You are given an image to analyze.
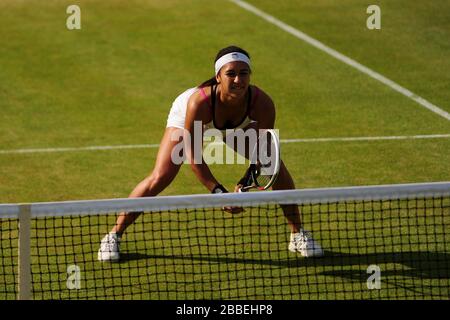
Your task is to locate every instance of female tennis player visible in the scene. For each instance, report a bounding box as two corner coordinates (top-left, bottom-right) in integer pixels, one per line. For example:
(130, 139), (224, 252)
(98, 46), (323, 261)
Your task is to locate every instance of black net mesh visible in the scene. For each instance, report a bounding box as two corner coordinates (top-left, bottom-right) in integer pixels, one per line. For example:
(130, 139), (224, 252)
(1, 195), (448, 299)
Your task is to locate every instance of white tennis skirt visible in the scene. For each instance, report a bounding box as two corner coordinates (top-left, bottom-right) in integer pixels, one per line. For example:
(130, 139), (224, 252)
(166, 87), (197, 130)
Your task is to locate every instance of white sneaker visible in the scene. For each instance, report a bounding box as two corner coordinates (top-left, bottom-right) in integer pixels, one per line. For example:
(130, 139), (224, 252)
(289, 230), (324, 257)
(98, 232), (121, 261)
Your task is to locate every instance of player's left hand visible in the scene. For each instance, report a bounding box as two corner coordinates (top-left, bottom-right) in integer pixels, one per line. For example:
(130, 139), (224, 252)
(222, 185), (246, 214)
(223, 206), (245, 214)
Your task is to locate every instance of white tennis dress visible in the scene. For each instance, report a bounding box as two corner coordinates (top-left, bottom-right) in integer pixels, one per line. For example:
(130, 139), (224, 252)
(166, 86), (257, 133)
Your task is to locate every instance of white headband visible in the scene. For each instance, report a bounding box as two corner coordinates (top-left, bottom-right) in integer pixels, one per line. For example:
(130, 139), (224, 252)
(214, 52), (251, 76)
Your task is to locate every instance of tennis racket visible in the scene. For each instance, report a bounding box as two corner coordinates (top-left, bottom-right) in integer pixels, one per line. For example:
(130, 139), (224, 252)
(238, 129), (281, 192)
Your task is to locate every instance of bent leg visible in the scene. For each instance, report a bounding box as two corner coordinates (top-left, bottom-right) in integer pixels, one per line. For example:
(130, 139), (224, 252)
(224, 126), (301, 232)
(112, 127), (185, 235)
(272, 161), (301, 233)
(225, 126), (322, 255)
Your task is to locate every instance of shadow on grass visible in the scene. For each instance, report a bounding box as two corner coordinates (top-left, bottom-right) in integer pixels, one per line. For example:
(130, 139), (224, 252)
(119, 250), (450, 280)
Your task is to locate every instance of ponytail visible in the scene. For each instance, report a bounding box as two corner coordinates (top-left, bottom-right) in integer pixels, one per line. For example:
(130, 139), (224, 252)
(198, 77), (217, 88)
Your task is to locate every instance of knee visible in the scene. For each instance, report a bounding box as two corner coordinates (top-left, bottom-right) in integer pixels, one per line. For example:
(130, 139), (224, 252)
(146, 170), (175, 191)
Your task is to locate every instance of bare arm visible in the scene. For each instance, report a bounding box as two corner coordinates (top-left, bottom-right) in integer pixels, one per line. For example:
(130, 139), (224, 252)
(184, 97), (220, 192)
(250, 88), (276, 130)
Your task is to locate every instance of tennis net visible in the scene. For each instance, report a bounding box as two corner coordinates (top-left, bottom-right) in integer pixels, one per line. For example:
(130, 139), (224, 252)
(0, 182), (449, 300)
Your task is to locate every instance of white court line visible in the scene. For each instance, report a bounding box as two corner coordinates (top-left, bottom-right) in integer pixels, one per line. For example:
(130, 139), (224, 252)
(228, 0), (450, 121)
(280, 134), (450, 143)
(0, 144), (160, 155)
(1, 134), (449, 155)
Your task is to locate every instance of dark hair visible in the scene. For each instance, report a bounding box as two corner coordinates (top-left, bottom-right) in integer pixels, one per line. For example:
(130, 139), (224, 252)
(199, 45), (251, 88)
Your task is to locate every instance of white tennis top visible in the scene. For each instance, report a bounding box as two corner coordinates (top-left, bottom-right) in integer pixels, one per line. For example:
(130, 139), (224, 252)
(166, 87), (256, 134)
